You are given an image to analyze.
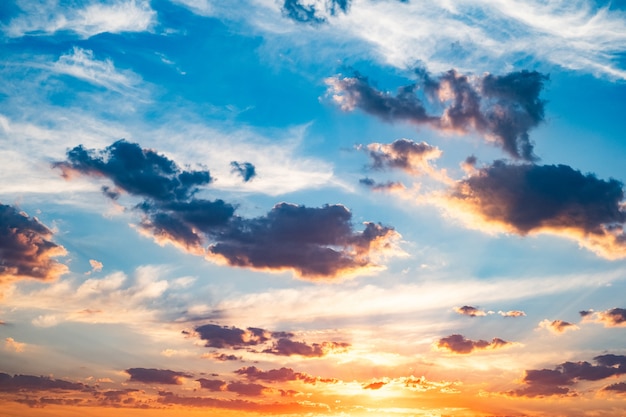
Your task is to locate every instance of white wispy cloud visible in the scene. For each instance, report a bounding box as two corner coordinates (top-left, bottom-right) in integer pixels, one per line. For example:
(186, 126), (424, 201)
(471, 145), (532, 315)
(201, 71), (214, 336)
(3, 0), (156, 38)
(201, 0), (626, 79)
(52, 47), (144, 94)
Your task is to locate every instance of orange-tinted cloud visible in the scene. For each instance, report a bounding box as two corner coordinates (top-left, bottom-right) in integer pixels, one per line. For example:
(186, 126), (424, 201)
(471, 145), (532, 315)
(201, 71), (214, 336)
(0, 203), (68, 284)
(508, 354), (626, 397)
(125, 368), (191, 385)
(454, 305), (487, 317)
(438, 161), (626, 259)
(193, 324), (350, 357)
(581, 308), (626, 327)
(538, 319), (579, 334)
(436, 334), (511, 354)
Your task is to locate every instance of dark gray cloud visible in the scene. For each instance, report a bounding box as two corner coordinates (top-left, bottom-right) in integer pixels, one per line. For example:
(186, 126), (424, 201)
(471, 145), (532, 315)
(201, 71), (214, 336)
(208, 203), (399, 279)
(193, 324), (349, 358)
(454, 305), (487, 317)
(264, 339), (350, 357)
(362, 139), (442, 175)
(57, 141), (398, 279)
(508, 354), (626, 397)
(125, 368), (192, 385)
(194, 324), (274, 349)
(197, 378), (266, 397)
(327, 69), (547, 161)
(235, 366), (338, 384)
(54, 140), (212, 202)
(604, 382), (626, 393)
(230, 161), (256, 182)
(359, 178), (405, 192)
(0, 204), (68, 283)
(436, 334), (511, 354)
(0, 373), (86, 392)
(445, 160), (626, 258)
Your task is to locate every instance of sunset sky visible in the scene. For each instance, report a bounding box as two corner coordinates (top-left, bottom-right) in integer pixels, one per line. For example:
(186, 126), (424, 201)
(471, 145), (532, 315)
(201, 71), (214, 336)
(1, 1), (626, 416)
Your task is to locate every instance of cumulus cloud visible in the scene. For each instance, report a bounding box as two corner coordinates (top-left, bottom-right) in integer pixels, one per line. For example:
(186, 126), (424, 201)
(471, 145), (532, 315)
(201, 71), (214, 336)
(436, 334), (512, 354)
(438, 160), (626, 259)
(508, 354), (626, 397)
(4, 0), (155, 38)
(360, 139), (445, 182)
(327, 69), (547, 160)
(56, 140), (401, 279)
(453, 305), (487, 317)
(604, 382), (626, 393)
(581, 308), (626, 327)
(208, 203), (401, 279)
(193, 324), (350, 357)
(125, 368), (191, 385)
(0, 203), (68, 284)
(230, 161), (256, 182)
(194, 324), (274, 349)
(538, 319), (579, 334)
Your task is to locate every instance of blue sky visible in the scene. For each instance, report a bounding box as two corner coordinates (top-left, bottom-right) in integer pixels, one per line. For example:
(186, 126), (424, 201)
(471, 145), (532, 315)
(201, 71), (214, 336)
(1, 1), (626, 416)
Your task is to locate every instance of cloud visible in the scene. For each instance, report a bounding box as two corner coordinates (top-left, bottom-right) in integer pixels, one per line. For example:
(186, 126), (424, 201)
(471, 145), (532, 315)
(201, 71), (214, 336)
(235, 366), (337, 384)
(363, 380), (387, 390)
(52, 47), (143, 94)
(230, 161), (256, 182)
(54, 140), (213, 202)
(281, 0), (350, 24)
(4, 0), (155, 38)
(581, 307), (626, 327)
(56, 140), (401, 279)
(604, 382), (626, 393)
(438, 160), (626, 259)
(436, 334), (512, 354)
(157, 392), (330, 413)
(208, 203), (401, 279)
(4, 337), (26, 353)
(508, 354), (626, 397)
(0, 203), (68, 284)
(361, 139), (444, 180)
(538, 319), (579, 334)
(88, 259), (103, 273)
(193, 324), (349, 357)
(453, 305), (487, 317)
(194, 324), (274, 349)
(498, 310), (526, 317)
(0, 373), (86, 392)
(264, 339), (350, 357)
(326, 69), (547, 160)
(359, 178), (405, 192)
(125, 368), (192, 385)
(197, 378), (268, 397)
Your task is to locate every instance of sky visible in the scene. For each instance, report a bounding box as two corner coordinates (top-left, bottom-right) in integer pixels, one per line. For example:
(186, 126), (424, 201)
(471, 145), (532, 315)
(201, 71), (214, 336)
(1, 0), (626, 416)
